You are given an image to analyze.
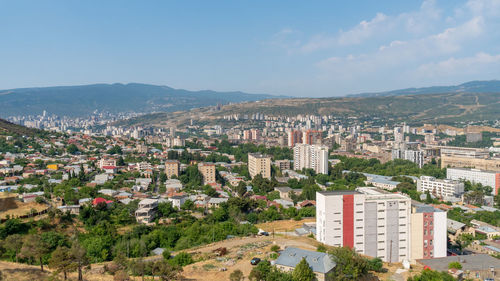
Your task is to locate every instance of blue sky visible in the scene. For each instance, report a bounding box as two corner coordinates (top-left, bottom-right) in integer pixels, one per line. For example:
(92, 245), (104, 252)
(0, 0), (499, 97)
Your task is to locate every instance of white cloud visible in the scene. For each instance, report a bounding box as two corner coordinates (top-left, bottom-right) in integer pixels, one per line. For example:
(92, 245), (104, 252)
(416, 52), (500, 78)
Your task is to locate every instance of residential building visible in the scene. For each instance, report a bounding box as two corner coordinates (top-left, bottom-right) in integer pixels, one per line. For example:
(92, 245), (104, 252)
(417, 176), (464, 199)
(303, 130), (322, 145)
(410, 202), (447, 261)
(417, 254), (500, 280)
(293, 144), (329, 175)
(316, 188), (411, 262)
(98, 158), (116, 169)
(392, 149), (424, 168)
(274, 247), (336, 281)
(287, 130), (303, 147)
(274, 159), (291, 171)
(164, 160), (180, 179)
(248, 153), (271, 179)
(135, 198), (158, 223)
(441, 155), (500, 172)
(198, 162), (216, 184)
(447, 168), (500, 195)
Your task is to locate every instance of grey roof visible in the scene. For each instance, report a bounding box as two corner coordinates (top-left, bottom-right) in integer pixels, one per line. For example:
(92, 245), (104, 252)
(447, 219), (466, 232)
(418, 254), (500, 271)
(275, 247), (336, 274)
(317, 190), (360, 196)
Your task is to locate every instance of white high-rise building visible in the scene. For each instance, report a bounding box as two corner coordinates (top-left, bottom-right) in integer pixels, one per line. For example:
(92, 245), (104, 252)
(417, 176), (465, 199)
(316, 188), (411, 262)
(293, 144), (329, 174)
(447, 168), (500, 195)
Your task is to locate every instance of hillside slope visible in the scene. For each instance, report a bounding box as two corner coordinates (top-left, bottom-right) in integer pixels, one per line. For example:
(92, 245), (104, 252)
(0, 83), (284, 117)
(351, 80), (500, 97)
(117, 92), (500, 127)
(0, 118), (39, 136)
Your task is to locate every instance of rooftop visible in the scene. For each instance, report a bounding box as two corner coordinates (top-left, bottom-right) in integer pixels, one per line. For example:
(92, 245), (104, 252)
(275, 247), (336, 274)
(418, 254), (500, 272)
(317, 190), (360, 196)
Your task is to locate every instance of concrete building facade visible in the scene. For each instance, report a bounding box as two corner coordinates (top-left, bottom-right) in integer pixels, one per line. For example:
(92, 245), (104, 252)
(293, 144), (329, 175)
(447, 168), (500, 195)
(198, 162), (216, 185)
(164, 160), (180, 179)
(417, 176), (465, 199)
(248, 153), (272, 179)
(316, 188), (411, 262)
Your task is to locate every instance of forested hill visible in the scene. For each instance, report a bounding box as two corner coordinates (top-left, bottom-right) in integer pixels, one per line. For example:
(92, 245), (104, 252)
(0, 83), (284, 118)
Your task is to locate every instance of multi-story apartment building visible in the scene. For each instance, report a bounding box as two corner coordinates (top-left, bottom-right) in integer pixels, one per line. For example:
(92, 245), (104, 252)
(410, 202), (447, 261)
(274, 160), (291, 171)
(248, 153), (271, 179)
(198, 162), (216, 184)
(447, 168), (500, 195)
(303, 130), (322, 145)
(287, 130), (303, 147)
(417, 176), (464, 199)
(316, 188), (411, 262)
(98, 158), (116, 169)
(293, 144), (329, 175)
(441, 155), (500, 172)
(164, 160), (180, 179)
(392, 149), (424, 168)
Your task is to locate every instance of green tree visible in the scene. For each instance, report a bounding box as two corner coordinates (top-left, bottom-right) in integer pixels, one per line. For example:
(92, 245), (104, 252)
(67, 144), (79, 155)
(230, 269), (244, 281)
(328, 246), (368, 281)
(407, 269), (455, 281)
(19, 234), (50, 272)
(169, 252), (193, 267)
(293, 258), (316, 281)
(49, 246), (74, 280)
(70, 241), (89, 281)
(153, 260), (182, 281)
(3, 234), (23, 262)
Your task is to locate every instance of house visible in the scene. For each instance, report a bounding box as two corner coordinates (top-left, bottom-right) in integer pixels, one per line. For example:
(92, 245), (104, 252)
(207, 197), (228, 208)
(165, 179), (183, 191)
(57, 205), (80, 215)
(168, 195), (187, 209)
(447, 219), (467, 240)
(417, 254), (500, 280)
(274, 247), (336, 281)
(298, 200), (316, 209)
(102, 166), (117, 174)
(274, 186), (302, 199)
(135, 198), (158, 223)
(92, 197), (113, 206)
(98, 189), (118, 197)
(273, 199), (294, 208)
(94, 173), (113, 185)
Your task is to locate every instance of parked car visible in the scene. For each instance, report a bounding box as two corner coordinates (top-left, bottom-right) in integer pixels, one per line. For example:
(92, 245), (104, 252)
(259, 231), (269, 236)
(250, 257), (261, 265)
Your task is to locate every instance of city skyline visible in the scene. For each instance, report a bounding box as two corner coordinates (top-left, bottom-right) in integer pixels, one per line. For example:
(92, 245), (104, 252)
(1, 0), (499, 97)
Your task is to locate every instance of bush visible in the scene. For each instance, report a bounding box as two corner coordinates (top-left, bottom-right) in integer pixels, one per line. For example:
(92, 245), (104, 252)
(169, 252), (194, 267)
(448, 261), (462, 270)
(270, 245), (280, 252)
(316, 244), (327, 253)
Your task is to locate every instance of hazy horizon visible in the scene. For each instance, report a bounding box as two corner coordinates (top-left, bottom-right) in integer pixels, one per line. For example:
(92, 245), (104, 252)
(1, 0), (499, 97)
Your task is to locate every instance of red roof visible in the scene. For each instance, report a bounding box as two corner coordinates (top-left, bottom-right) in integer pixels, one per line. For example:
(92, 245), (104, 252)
(102, 166), (117, 170)
(92, 197), (113, 205)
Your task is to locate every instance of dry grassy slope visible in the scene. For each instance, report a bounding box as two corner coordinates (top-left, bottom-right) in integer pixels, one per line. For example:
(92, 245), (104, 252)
(116, 92), (500, 127)
(0, 118), (39, 136)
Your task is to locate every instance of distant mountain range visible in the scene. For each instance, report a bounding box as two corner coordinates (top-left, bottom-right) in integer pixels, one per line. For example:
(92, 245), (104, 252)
(2, 80), (500, 118)
(350, 80), (500, 97)
(0, 83), (284, 118)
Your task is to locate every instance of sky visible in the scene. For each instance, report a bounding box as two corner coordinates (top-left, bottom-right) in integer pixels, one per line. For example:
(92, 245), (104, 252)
(0, 0), (499, 97)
